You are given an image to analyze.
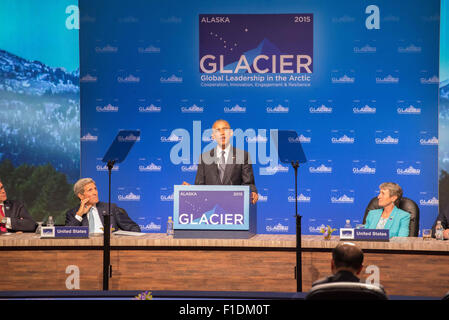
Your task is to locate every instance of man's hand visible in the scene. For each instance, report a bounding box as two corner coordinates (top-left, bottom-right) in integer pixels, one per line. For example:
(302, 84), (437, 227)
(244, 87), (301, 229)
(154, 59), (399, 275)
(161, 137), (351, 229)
(76, 198), (92, 217)
(251, 192), (259, 204)
(182, 181), (191, 185)
(444, 229), (449, 240)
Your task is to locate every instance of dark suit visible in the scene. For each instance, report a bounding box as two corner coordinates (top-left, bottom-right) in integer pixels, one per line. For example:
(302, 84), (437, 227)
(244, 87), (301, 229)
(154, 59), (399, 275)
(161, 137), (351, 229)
(194, 146), (257, 194)
(312, 270), (361, 287)
(65, 201), (141, 232)
(432, 206), (449, 237)
(1, 200), (36, 232)
(312, 270), (386, 293)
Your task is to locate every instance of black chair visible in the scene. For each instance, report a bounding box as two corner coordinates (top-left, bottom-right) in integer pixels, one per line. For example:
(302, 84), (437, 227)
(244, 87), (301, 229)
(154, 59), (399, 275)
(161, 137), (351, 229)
(363, 196), (420, 237)
(305, 282), (388, 300)
(442, 290), (449, 300)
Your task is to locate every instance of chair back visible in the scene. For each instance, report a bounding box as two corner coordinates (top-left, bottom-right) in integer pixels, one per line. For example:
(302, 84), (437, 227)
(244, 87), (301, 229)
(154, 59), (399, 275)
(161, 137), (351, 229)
(306, 282), (388, 300)
(363, 196), (419, 237)
(442, 290), (449, 300)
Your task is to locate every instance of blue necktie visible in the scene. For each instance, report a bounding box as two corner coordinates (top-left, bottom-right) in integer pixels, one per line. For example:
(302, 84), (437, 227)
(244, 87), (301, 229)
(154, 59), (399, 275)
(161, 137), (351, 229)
(88, 207), (95, 233)
(219, 151), (226, 182)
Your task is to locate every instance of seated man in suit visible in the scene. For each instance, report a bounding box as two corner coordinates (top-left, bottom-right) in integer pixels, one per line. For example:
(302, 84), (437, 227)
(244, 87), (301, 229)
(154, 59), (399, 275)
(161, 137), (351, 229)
(0, 179), (36, 232)
(312, 243), (386, 293)
(192, 119), (258, 204)
(431, 206), (449, 239)
(312, 242), (365, 287)
(65, 178), (140, 233)
(364, 182), (410, 237)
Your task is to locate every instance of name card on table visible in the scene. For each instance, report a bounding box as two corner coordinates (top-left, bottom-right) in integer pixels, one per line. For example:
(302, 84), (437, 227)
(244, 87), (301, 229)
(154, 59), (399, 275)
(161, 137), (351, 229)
(340, 228), (389, 241)
(41, 226), (89, 238)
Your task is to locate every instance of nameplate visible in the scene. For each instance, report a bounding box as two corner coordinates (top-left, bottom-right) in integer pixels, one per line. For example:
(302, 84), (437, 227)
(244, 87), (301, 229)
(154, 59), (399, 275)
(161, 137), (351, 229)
(354, 229), (389, 241)
(41, 226), (89, 238)
(340, 228), (389, 241)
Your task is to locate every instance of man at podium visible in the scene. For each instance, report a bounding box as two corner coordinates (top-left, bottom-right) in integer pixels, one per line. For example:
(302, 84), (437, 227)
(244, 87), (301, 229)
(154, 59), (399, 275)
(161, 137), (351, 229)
(193, 119), (258, 204)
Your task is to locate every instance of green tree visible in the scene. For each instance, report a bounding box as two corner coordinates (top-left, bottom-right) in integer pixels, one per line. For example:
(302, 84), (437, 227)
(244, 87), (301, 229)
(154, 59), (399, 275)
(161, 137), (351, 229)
(0, 159), (78, 225)
(0, 159), (15, 186)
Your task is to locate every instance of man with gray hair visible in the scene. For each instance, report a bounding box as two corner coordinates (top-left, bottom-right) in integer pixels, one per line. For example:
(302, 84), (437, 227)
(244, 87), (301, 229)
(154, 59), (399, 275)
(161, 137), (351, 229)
(65, 178), (140, 233)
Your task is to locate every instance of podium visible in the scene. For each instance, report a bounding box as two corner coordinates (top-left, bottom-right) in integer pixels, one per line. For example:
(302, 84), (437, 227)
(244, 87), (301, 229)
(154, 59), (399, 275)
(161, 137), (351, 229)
(173, 185), (256, 239)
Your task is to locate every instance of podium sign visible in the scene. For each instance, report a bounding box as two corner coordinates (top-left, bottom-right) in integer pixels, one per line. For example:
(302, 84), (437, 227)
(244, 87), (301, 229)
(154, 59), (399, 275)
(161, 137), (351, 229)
(173, 185), (256, 238)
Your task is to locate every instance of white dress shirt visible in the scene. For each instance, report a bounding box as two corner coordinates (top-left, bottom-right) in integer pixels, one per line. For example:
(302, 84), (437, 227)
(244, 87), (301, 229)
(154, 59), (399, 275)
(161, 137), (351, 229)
(75, 205), (104, 233)
(0, 202), (12, 229)
(216, 144), (231, 167)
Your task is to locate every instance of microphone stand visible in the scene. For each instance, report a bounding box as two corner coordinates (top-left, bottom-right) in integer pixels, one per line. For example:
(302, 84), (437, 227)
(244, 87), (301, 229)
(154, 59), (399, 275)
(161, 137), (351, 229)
(103, 159), (115, 290)
(292, 160), (302, 292)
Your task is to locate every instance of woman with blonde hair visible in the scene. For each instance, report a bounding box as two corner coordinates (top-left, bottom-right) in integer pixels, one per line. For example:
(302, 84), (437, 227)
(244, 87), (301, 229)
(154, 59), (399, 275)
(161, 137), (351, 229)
(364, 182), (410, 237)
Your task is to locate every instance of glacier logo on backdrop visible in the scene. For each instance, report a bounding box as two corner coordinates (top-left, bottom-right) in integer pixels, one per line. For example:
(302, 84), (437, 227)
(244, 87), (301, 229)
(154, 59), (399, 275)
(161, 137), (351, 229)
(352, 100), (377, 114)
(375, 131), (399, 145)
(138, 158), (162, 172)
(331, 190), (355, 204)
(118, 192), (141, 201)
(199, 14), (313, 74)
(419, 132), (438, 145)
(80, 133), (98, 142)
(419, 192), (439, 206)
(331, 130), (355, 144)
(352, 160), (377, 175)
(309, 160), (333, 174)
(396, 161), (421, 175)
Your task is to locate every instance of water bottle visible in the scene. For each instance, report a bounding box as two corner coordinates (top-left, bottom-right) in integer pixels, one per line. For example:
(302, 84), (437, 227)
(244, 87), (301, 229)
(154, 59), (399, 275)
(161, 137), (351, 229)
(344, 219), (352, 228)
(435, 221), (444, 240)
(167, 216), (174, 236)
(47, 216), (54, 227)
(35, 221), (43, 234)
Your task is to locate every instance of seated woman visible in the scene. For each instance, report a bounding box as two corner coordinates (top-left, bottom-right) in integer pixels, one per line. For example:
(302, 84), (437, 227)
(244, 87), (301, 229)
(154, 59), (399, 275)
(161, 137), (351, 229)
(364, 182), (410, 237)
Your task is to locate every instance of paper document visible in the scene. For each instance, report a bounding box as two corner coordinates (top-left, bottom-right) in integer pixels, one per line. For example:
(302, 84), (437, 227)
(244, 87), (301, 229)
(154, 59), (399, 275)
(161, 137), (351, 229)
(113, 230), (146, 236)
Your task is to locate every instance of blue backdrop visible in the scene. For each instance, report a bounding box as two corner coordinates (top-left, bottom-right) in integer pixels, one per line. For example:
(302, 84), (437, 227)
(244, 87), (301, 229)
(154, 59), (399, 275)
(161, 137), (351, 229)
(79, 0), (440, 234)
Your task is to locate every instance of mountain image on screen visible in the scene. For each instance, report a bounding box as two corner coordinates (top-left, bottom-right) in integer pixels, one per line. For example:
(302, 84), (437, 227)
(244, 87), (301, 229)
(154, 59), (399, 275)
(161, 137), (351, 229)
(0, 49), (80, 182)
(0, 49), (79, 95)
(439, 80), (449, 213)
(189, 204), (228, 223)
(439, 80), (449, 172)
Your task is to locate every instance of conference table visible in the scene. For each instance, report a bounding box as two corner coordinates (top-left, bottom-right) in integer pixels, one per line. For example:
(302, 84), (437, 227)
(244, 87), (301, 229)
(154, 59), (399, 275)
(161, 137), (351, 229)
(1, 233), (448, 297)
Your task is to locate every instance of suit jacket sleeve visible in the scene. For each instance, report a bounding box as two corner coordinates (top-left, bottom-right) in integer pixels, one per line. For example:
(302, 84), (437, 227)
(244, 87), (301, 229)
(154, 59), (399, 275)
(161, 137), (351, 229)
(65, 206), (83, 226)
(242, 152), (257, 194)
(194, 155), (206, 185)
(364, 210), (376, 229)
(397, 212), (410, 237)
(8, 201), (36, 232)
(114, 206), (141, 232)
